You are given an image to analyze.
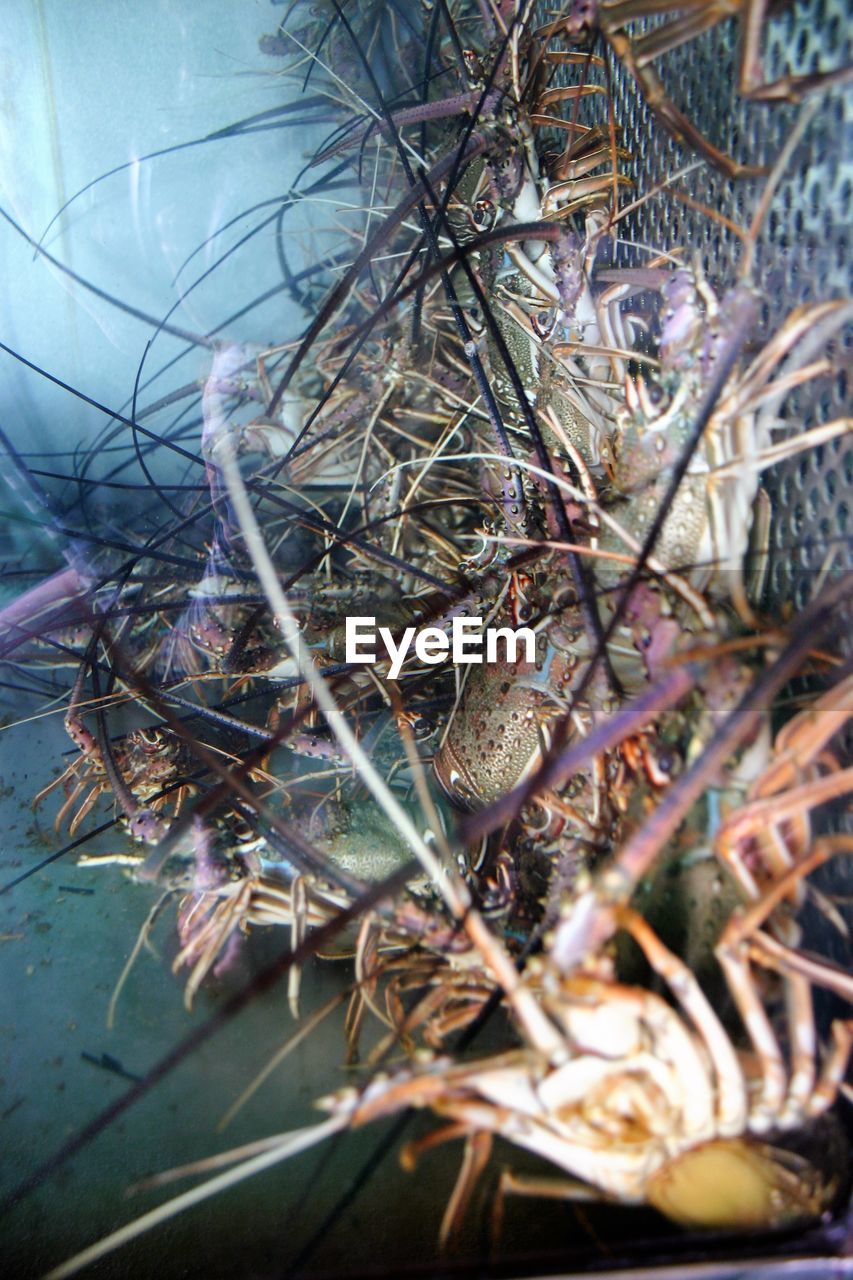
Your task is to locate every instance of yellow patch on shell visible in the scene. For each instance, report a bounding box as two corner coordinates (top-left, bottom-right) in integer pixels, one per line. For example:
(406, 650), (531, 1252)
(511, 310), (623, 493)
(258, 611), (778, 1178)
(646, 1139), (826, 1230)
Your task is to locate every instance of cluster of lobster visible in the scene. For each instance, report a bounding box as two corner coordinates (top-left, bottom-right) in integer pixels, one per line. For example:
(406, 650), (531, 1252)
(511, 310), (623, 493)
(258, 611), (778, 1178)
(10, 0), (852, 1266)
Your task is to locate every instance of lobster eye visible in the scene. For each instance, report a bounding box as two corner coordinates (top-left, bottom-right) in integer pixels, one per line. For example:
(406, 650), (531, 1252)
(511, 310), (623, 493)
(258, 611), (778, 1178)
(646, 745), (681, 787)
(462, 49), (483, 82)
(531, 309), (556, 340)
(474, 199), (495, 227)
(647, 382), (664, 405)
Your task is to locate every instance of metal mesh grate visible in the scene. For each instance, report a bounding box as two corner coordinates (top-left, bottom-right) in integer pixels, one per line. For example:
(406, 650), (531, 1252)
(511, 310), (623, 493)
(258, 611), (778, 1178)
(587, 0), (853, 610)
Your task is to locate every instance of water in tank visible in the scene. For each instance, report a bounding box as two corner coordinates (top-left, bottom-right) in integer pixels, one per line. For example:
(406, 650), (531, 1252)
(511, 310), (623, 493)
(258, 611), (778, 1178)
(0, 2), (851, 1278)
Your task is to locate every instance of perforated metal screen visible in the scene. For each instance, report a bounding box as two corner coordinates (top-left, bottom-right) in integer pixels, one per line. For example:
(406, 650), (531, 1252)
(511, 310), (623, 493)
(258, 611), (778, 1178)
(587, 0), (852, 610)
